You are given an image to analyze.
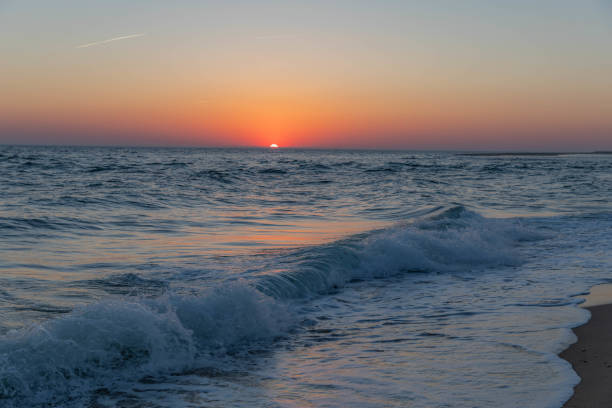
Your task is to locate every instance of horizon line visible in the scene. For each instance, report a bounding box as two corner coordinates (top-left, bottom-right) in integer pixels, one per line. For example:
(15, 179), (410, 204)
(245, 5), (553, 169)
(0, 142), (610, 155)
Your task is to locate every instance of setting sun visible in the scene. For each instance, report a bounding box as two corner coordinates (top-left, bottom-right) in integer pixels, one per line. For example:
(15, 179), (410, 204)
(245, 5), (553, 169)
(269, 144), (279, 148)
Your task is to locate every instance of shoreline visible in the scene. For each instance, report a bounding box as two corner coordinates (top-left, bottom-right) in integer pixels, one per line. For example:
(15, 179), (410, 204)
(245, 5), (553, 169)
(561, 284), (612, 407)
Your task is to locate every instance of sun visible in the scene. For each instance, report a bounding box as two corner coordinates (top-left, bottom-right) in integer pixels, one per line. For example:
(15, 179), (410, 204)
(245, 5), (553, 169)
(269, 143), (279, 148)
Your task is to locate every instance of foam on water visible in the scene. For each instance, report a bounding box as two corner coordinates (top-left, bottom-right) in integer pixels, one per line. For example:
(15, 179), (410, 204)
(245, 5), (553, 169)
(256, 207), (542, 299)
(0, 207), (551, 406)
(0, 285), (291, 405)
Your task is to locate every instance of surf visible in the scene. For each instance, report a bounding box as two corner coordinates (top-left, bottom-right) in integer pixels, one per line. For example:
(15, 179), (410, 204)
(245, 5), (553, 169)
(0, 206), (544, 406)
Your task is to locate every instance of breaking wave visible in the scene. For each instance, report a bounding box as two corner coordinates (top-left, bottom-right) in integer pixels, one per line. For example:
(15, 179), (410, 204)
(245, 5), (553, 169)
(0, 206), (544, 406)
(256, 206), (543, 299)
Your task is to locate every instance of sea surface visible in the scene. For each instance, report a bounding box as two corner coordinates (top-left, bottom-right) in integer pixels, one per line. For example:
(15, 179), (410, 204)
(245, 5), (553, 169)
(0, 146), (610, 408)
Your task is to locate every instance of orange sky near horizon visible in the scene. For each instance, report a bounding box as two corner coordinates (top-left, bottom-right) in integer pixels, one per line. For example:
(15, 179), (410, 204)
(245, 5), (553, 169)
(1, 1), (611, 150)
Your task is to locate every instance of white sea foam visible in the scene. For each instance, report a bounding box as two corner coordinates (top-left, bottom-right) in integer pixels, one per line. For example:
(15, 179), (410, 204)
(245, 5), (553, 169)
(257, 207), (543, 299)
(0, 284), (289, 406)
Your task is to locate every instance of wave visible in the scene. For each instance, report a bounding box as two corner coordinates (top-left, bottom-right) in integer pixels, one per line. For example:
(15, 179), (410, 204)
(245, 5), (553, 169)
(258, 168), (287, 174)
(0, 216), (103, 233)
(74, 273), (170, 296)
(0, 285), (289, 406)
(256, 206), (543, 299)
(0, 206), (544, 406)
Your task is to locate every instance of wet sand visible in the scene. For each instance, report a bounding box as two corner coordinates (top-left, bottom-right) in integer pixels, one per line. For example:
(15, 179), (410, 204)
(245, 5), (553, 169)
(561, 285), (612, 408)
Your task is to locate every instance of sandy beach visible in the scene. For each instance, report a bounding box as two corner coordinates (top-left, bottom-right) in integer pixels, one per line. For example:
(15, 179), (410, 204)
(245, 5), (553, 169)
(562, 285), (612, 408)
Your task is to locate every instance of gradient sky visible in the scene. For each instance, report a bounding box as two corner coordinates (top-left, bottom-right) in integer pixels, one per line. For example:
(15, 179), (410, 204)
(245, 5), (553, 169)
(1, 0), (611, 150)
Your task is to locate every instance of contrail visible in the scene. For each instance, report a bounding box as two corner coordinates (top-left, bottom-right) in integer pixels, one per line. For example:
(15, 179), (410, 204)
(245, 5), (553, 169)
(76, 33), (145, 49)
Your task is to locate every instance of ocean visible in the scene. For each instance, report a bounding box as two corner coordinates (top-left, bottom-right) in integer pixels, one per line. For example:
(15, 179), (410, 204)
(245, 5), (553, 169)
(0, 146), (610, 408)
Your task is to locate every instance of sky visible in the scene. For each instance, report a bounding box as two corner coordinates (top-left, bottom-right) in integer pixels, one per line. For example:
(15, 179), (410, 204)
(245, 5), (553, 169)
(0, 0), (611, 150)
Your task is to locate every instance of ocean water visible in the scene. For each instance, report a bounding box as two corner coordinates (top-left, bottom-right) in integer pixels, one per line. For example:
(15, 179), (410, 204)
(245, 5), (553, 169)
(0, 146), (610, 408)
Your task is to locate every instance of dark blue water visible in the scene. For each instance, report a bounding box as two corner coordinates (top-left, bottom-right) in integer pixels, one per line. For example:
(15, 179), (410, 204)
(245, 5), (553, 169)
(0, 146), (610, 407)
